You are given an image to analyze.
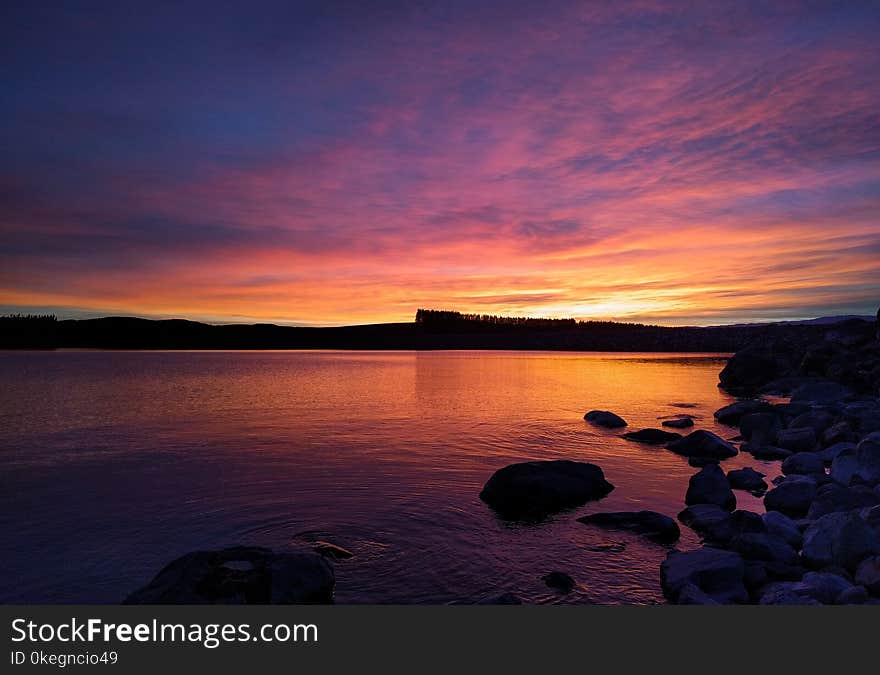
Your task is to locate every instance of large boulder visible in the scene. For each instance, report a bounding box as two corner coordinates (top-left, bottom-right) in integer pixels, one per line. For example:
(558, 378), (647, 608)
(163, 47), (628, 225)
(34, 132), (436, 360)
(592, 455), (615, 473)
(479, 460), (614, 518)
(583, 410), (627, 429)
(667, 430), (738, 459)
(801, 512), (880, 571)
(577, 510), (680, 544)
(727, 467), (768, 494)
(714, 400), (775, 426)
(788, 409), (837, 434)
(622, 428), (682, 444)
(763, 475), (818, 518)
(124, 547), (335, 604)
(685, 463), (736, 511)
(660, 547), (747, 604)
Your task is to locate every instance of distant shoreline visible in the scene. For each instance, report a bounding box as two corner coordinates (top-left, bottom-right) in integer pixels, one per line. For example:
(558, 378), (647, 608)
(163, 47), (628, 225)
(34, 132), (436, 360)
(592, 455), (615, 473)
(1, 313), (870, 352)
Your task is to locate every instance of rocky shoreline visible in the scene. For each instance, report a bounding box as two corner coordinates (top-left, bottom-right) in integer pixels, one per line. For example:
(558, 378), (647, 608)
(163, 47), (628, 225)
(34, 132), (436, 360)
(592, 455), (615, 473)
(126, 313), (880, 605)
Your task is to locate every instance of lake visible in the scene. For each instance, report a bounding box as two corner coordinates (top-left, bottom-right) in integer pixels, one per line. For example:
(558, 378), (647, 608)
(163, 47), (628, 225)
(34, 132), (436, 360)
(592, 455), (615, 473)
(0, 350), (780, 604)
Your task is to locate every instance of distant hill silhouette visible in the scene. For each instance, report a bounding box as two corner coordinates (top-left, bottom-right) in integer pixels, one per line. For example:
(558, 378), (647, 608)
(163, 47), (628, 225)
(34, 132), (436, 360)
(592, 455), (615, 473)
(1, 309), (862, 352)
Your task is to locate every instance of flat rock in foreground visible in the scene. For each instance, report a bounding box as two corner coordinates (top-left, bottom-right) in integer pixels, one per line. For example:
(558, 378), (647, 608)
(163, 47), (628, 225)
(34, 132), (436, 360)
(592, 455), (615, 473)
(577, 510), (680, 544)
(479, 460), (614, 519)
(124, 546), (335, 604)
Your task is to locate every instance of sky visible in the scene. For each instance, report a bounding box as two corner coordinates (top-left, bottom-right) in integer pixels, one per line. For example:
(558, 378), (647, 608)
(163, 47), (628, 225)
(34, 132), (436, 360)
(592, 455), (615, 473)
(2, 1), (879, 326)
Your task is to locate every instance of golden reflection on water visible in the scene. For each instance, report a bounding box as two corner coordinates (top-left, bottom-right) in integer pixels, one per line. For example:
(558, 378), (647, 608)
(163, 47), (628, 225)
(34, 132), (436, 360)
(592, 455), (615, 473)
(0, 351), (779, 605)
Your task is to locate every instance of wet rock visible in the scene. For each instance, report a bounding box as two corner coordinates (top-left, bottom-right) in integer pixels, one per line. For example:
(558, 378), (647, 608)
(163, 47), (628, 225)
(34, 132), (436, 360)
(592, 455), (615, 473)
(622, 428), (682, 444)
(584, 410), (627, 429)
(788, 409), (836, 434)
(667, 430), (738, 459)
(730, 532), (799, 566)
(837, 585), (870, 604)
(688, 456), (720, 468)
(312, 541), (354, 560)
(660, 547), (747, 604)
(662, 417), (694, 429)
(806, 483), (879, 520)
(781, 452), (825, 477)
(577, 510), (680, 544)
(776, 427), (817, 453)
(791, 380), (855, 404)
(830, 447), (860, 486)
(763, 511), (803, 549)
(543, 571), (575, 592)
(854, 556), (880, 594)
(744, 443), (792, 461)
(856, 432), (880, 486)
(739, 412), (782, 444)
(820, 442), (856, 466)
(802, 511), (880, 571)
(479, 460), (614, 519)
(764, 475), (818, 518)
(759, 586), (822, 605)
(797, 572), (853, 604)
(727, 467), (768, 494)
(678, 504), (734, 544)
(824, 421), (854, 446)
(714, 400), (775, 426)
(676, 583), (721, 605)
(685, 463), (736, 511)
(124, 547), (335, 604)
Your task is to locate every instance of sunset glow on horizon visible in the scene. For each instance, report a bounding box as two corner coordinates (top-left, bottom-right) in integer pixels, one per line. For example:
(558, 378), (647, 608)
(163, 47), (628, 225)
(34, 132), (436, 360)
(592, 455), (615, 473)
(2, 1), (879, 326)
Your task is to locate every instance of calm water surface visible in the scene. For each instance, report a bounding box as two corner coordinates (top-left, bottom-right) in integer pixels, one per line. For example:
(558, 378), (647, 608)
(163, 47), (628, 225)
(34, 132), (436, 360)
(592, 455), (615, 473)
(0, 350), (781, 604)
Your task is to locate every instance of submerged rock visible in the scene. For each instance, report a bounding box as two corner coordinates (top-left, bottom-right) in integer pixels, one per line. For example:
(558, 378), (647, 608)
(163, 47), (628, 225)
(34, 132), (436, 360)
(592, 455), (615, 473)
(622, 428), (682, 444)
(727, 467), (768, 494)
(124, 547), (335, 604)
(667, 430), (738, 459)
(685, 463), (736, 511)
(577, 510), (680, 544)
(479, 460), (614, 519)
(583, 410), (627, 429)
(660, 547), (747, 604)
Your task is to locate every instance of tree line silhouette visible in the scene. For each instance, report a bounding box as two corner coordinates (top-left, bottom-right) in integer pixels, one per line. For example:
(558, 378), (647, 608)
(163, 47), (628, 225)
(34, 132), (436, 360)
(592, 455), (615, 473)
(414, 308), (653, 330)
